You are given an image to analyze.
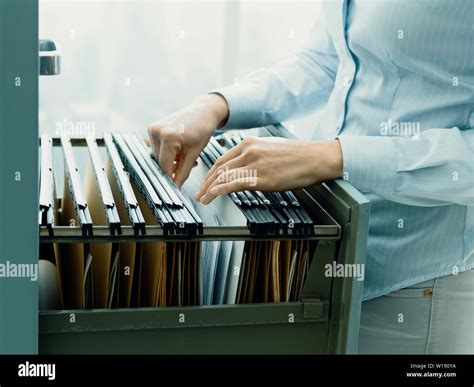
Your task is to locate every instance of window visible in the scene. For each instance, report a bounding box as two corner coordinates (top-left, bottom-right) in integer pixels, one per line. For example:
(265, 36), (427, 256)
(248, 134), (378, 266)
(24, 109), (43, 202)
(40, 0), (321, 139)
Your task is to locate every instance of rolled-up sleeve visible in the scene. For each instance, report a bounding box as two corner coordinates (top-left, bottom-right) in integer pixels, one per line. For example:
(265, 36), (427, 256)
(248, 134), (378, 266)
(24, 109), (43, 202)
(211, 15), (339, 130)
(338, 127), (474, 206)
(212, 83), (264, 129)
(338, 134), (397, 198)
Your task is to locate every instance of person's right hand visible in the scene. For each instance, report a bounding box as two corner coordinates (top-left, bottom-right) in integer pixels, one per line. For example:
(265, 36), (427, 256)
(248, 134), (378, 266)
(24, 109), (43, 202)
(147, 93), (229, 188)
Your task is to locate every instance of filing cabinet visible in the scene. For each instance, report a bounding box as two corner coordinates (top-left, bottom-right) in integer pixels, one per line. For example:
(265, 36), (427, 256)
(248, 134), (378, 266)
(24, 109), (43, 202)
(38, 125), (370, 354)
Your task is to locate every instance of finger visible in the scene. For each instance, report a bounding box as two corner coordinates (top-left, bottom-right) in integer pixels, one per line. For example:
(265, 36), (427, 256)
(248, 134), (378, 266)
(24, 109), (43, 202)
(148, 133), (161, 164)
(204, 140), (246, 182)
(195, 154), (246, 201)
(199, 168), (256, 203)
(196, 154), (246, 200)
(174, 152), (199, 188)
(158, 138), (180, 177)
(200, 174), (257, 205)
(151, 141), (161, 165)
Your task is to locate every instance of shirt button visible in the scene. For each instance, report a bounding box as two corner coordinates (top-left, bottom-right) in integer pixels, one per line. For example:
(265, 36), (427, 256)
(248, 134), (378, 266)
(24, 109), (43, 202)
(342, 75), (353, 87)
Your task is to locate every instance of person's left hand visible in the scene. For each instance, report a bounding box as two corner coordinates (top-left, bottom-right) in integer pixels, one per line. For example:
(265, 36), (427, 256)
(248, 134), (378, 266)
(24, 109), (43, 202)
(194, 136), (343, 204)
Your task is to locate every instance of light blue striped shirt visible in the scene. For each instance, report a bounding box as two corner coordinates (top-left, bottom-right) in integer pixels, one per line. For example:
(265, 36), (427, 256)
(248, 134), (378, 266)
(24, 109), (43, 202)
(215, 0), (474, 300)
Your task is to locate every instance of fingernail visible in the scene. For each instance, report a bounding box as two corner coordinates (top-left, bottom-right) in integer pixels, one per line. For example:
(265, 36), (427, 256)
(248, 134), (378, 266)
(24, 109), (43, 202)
(210, 187), (218, 194)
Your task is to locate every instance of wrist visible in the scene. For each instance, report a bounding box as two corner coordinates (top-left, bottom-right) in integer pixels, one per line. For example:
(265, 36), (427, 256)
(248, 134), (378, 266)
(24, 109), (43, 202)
(194, 93), (229, 130)
(308, 140), (343, 182)
(327, 139), (343, 179)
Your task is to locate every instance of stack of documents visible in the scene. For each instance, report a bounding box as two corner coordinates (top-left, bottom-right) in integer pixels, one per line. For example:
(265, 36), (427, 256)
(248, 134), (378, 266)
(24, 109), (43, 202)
(235, 240), (311, 304)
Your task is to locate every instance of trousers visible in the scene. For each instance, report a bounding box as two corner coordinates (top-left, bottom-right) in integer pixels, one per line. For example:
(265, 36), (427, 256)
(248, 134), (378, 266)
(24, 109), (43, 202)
(358, 269), (474, 354)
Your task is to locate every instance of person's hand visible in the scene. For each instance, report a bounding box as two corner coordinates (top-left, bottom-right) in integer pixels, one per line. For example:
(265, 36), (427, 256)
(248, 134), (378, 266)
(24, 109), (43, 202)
(147, 94), (229, 188)
(194, 136), (343, 204)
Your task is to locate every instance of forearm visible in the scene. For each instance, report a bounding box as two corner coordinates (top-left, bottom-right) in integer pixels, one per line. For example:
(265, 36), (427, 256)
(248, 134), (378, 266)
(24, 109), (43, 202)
(213, 50), (338, 130)
(211, 17), (339, 130)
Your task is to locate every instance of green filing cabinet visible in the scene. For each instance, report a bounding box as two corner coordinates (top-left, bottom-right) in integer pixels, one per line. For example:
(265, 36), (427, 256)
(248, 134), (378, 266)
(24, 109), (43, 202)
(38, 125), (370, 354)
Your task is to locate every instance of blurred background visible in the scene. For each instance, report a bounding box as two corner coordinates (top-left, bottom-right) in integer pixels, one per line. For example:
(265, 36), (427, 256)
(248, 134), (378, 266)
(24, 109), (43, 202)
(39, 0), (322, 141)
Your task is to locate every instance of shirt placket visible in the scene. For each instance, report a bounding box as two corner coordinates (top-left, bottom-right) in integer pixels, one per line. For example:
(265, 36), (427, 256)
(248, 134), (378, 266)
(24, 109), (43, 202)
(332, 0), (357, 135)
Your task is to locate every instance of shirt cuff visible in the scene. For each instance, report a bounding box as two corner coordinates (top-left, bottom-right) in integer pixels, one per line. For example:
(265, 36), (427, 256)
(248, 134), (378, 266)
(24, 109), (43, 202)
(337, 135), (397, 197)
(210, 83), (264, 129)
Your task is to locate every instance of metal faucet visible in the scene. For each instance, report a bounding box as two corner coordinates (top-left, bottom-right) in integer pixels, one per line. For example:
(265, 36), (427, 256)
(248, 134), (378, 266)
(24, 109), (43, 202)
(39, 39), (61, 75)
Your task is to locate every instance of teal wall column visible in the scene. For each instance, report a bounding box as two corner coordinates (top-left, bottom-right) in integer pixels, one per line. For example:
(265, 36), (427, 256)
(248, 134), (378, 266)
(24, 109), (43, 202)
(0, 0), (39, 354)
